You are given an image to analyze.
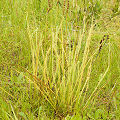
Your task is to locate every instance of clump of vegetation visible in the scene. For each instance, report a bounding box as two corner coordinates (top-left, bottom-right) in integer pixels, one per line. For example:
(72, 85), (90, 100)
(0, 0), (120, 119)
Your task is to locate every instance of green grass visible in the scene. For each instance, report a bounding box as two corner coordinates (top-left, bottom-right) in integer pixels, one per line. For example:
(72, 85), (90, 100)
(0, 0), (120, 119)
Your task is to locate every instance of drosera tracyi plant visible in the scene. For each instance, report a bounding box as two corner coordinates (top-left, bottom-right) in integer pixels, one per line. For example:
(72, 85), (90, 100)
(0, 0), (120, 119)
(20, 13), (110, 118)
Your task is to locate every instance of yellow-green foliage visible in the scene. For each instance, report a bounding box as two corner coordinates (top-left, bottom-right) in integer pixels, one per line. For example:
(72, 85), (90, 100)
(0, 0), (120, 119)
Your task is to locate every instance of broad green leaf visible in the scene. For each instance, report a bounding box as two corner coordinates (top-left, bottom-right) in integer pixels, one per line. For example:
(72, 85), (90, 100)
(19, 112), (28, 120)
(17, 72), (24, 81)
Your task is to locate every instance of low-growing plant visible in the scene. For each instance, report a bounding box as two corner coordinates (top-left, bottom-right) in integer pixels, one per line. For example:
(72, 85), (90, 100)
(18, 12), (110, 119)
(0, 0), (120, 119)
